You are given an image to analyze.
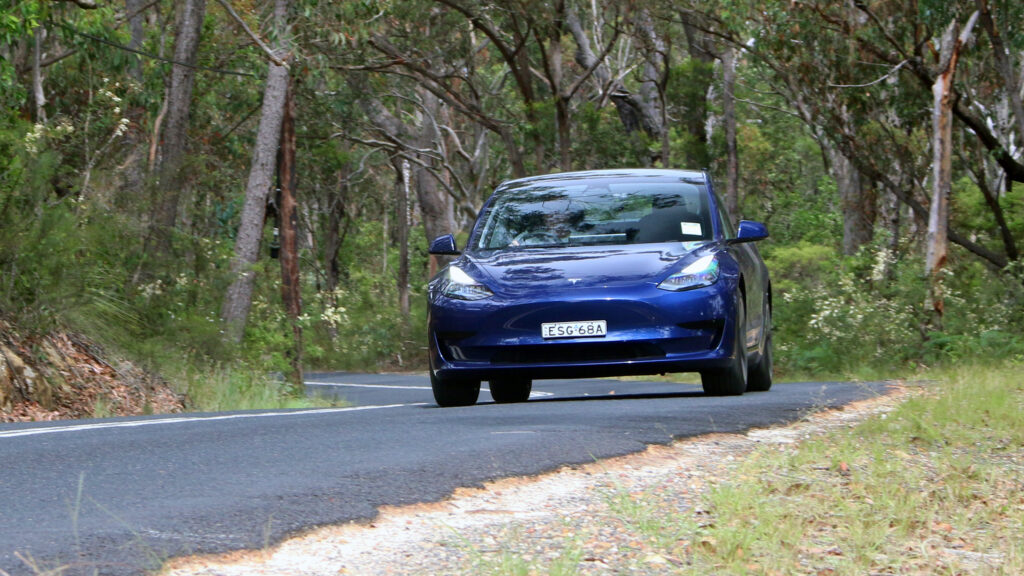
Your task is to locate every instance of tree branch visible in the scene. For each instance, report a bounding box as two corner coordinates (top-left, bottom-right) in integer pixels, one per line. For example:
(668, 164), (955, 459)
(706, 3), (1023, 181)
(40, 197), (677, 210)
(55, 0), (99, 8)
(212, 0), (289, 68)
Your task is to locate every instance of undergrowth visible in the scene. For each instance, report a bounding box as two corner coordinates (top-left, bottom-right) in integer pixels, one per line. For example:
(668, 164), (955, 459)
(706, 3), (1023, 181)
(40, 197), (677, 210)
(680, 363), (1024, 574)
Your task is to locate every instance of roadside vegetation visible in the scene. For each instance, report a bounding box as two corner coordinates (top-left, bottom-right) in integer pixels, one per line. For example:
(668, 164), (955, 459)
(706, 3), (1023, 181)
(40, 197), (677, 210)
(2, 1), (1023, 417)
(461, 364), (1024, 575)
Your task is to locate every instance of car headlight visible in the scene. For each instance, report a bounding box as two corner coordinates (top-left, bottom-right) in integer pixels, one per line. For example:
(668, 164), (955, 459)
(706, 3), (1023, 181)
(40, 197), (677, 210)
(658, 254), (719, 291)
(440, 265), (494, 300)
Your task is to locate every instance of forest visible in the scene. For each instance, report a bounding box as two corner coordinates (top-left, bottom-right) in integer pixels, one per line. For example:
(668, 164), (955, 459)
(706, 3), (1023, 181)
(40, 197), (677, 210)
(1, 0), (1022, 414)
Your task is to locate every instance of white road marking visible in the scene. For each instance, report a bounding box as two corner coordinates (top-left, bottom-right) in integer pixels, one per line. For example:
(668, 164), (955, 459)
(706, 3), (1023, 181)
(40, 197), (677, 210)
(305, 380), (431, 391)
(0, 403), (424, 439)
(1, 380), (558, 440)
(306, 380), (554, 398)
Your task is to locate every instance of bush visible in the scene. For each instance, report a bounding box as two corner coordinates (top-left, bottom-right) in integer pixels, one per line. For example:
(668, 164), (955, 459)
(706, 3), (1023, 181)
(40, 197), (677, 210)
(768, 240), (1024, 379)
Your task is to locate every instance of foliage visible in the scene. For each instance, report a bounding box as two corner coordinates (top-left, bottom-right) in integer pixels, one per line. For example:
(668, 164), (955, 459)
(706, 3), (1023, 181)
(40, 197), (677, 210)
(768, 239), (1024, 378)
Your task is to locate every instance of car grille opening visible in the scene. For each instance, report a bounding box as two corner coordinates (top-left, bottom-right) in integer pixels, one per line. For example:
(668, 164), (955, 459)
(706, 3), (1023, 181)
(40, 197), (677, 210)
(678, 318), (725, 348)
(438, 331), (476, 342)
(489, 342), (666, 364)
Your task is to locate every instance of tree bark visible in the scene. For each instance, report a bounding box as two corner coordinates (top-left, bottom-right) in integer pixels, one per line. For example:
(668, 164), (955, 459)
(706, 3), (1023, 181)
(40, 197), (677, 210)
(221, 0), (291, 343)
(721, 45), (739, 222)
(832, 148), (876, 255)
(680, 15), (716, 168)
(127, 0), (146, 81)
(323, 167), (350, 342)
(32, 26), (46, 123)
(414, 91), (457, 276)
(278, 80), (302, 391)
(975, 0), (1024, 143)
(926, 13), (979, 323)
(565, 6), (664, 147)
(148, 0), (207, 258)
(396, 159), (410, 317)
(635, 10), (669, 162)
(540, 2), (572, 171)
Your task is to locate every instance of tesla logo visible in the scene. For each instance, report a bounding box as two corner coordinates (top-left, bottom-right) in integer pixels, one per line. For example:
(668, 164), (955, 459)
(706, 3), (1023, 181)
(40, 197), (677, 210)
(567, 278), (582, 285)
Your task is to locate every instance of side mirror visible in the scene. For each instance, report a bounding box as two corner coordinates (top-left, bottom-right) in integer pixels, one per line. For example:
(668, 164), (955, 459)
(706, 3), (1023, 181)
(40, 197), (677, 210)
(730, 220), (768, 244)
(428, 234), (460, 255)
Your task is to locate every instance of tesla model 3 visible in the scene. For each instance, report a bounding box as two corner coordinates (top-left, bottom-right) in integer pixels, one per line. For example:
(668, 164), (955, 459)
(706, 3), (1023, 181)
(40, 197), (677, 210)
(426, 169), (772, 407)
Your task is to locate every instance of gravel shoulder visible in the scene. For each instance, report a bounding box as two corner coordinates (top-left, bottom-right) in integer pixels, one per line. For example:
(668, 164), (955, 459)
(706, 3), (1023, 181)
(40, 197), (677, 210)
(162, 386), (908, 575)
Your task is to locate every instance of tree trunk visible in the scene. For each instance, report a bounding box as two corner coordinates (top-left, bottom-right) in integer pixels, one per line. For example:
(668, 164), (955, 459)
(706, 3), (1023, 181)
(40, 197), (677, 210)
(976, 0), (1024, 144)
(149, 0), (207, 258)
(555, 97), (571, 172)
(221, 0), (291, 343)
(636, 10), (668, 161)
(681, 16), (716, 168)
(721, 45), (740, 222)
(396, 159), (410, 317)
(119, 0), (150, 210)
(542, 7), (572, 172)
(278, 80), (302, 392)
(414, 91), (457, 276)
(127, 0), (146, 81)
(324, 168), (350, 342)
(832, 149), (876, 255)
(32, 25), (46, 123)
(926, 13), (979, 324)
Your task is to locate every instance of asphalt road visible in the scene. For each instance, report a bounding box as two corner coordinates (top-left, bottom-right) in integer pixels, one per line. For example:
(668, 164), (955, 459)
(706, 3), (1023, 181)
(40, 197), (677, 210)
(0, 375), (889, 575)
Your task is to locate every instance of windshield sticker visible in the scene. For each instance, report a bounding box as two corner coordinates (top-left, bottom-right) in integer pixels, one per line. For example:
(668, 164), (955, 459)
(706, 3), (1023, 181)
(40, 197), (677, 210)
(681, 222), (702, 236)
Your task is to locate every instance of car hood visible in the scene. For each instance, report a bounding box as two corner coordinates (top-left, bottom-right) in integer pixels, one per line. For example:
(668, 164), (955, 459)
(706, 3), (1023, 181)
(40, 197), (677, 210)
(465, 242), (711, 295)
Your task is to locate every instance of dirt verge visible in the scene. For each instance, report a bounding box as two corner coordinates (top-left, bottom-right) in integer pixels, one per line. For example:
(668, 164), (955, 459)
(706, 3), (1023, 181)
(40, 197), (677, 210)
(0, 318), (184, 422)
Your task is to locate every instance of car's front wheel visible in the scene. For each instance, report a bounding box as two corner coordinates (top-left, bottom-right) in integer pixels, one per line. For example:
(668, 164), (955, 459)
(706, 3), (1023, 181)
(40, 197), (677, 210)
(489, 378), (532, 403)
(701, 300), (748, 396)
(431, 372), (481, 407)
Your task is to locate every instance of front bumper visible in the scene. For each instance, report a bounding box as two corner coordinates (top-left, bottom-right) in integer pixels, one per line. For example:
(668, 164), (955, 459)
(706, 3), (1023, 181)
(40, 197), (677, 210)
(428, 281), (740, 382)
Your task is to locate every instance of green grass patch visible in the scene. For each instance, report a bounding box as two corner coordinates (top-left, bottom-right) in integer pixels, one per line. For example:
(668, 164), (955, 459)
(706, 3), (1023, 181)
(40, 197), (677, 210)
(163, 359), (345, 412)
(648, 364), (1023, 574)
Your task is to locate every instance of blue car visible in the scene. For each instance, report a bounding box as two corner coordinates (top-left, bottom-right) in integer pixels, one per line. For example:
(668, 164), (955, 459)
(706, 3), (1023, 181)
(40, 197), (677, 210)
(426, 169), (772, 407)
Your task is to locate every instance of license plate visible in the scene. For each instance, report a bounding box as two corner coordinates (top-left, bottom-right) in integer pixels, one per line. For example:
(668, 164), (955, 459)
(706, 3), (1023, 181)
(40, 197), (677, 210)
(541, 320), (607, 339)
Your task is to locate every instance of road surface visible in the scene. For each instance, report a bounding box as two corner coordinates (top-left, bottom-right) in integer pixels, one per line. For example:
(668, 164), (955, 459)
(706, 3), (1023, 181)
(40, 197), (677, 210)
(0, 375), (889, 575)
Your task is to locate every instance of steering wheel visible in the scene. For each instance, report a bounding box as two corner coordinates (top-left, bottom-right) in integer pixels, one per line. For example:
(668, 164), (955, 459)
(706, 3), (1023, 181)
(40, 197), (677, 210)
(511, 230), (561, 246)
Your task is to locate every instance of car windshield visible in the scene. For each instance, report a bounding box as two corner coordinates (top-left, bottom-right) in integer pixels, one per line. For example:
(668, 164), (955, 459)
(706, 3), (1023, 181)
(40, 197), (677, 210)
(474, 179), (712, 250)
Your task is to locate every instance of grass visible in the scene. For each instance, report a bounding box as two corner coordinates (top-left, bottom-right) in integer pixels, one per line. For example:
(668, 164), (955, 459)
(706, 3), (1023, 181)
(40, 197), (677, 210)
(679, 364), (1024, 575)
(168, 361), (346, 413)
(454, 363), (1024, 575)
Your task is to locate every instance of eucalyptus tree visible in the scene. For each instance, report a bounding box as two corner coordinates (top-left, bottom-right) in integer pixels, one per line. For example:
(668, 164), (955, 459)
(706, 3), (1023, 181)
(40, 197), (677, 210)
(148, 0), (207, 259)
(677, 0), (1022, 273)
(314, 2), (495, 228)
(221, 0), (293, 344)
(926, 12), (980, 321)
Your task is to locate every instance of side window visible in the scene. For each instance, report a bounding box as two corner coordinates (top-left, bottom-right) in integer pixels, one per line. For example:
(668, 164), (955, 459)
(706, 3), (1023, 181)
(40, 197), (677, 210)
(715, 198), (736, 239)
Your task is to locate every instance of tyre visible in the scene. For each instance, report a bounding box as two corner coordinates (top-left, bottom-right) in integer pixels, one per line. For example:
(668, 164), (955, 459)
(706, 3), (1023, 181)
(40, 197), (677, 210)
(489, 378), (532, 403)
(701, 298), (747, 396)
(431, 371), (480, 407)
(746, 305), (773, 392)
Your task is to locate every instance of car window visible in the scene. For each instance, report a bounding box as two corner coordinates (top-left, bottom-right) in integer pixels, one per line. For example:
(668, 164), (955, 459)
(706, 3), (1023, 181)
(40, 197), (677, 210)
(714, 194), (736, 239)
(475, 180), (712, 250)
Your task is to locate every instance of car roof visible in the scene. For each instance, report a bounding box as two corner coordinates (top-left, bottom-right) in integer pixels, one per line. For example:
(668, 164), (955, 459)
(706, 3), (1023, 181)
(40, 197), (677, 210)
(498, 169), (708, 189)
